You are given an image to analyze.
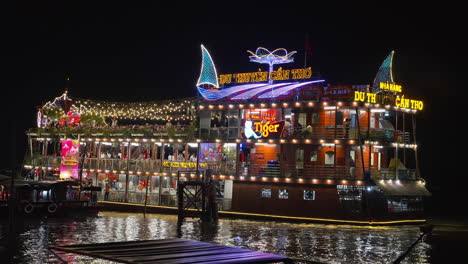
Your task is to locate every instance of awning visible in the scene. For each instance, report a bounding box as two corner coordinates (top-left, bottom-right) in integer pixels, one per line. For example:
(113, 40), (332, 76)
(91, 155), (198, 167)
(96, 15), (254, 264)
(376, 181), (431, 196)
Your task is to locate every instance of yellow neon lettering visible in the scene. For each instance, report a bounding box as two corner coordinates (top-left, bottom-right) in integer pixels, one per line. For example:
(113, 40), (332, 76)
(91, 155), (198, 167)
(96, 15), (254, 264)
(219, 74), (232, 84)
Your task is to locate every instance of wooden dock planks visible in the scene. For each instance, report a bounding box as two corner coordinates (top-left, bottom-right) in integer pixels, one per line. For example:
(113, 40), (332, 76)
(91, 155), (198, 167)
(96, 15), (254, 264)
(49, 238), (292, 264)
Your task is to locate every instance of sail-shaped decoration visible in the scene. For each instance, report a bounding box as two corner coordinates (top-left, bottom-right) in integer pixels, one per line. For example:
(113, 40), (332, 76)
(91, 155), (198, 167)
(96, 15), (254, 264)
(372, 51), (394, 93)
(196, 45), (219, 88)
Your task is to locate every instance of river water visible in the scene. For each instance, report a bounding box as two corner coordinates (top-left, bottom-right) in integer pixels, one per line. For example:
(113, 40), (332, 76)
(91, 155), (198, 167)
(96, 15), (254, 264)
(0, 211), (451, 264)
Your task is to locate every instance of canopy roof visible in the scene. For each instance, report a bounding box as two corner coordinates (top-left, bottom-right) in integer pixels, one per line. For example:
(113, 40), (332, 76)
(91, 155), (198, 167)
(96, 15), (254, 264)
(376, 181), (431, 196)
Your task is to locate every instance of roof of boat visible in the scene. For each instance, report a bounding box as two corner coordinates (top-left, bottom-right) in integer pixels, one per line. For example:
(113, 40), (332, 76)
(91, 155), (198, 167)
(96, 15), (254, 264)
(0, 178), (77, 189)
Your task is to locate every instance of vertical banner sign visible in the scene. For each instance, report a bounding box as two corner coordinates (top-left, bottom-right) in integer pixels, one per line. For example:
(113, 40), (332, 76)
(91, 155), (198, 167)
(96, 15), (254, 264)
(60, 140), (80, 179)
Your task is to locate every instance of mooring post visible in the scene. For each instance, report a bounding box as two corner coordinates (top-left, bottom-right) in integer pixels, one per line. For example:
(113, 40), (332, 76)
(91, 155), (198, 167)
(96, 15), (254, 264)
(177, 180), (184, 221)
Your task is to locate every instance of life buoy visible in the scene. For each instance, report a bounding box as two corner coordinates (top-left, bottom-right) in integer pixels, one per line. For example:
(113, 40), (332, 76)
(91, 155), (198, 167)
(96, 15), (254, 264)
(24, 203), (34, 214)
(48, 203), (58, 213)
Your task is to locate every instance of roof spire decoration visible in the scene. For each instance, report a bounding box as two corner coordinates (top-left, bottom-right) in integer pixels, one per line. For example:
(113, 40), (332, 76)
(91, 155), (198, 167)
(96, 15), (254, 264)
(64, 73), (72, 95)
(372, 51), (394, 93)
(196, 45), (219, 89)
(247, 47), (297, 84)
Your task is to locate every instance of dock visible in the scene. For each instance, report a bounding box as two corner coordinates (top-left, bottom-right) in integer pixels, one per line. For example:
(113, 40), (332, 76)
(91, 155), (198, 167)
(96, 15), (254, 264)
(49, 238), (292, 263)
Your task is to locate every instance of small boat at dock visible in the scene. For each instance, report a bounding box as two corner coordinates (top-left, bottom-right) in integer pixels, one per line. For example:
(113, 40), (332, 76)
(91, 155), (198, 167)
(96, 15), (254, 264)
(0, 174), (102, 217)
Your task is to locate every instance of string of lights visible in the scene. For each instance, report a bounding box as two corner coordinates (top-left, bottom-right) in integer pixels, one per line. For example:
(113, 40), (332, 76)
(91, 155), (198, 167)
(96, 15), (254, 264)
(42, 93), (196, 122)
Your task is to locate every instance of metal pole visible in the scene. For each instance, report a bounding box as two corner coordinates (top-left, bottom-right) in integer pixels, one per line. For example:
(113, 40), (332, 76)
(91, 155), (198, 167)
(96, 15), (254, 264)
(412, 115), (420, 179)
(356, 107), (371, 223)
(355, 108), (366, 176)
(196, 142), (201, 178)
(235, 142), (240, 178)
(144, 174), (150, 214)
(125, 141), (130, 203)
(395, 111), (398, 179)
(159, 143), (164, 206)
(403, 112), (406, 167)
(78, 142), (88, 201)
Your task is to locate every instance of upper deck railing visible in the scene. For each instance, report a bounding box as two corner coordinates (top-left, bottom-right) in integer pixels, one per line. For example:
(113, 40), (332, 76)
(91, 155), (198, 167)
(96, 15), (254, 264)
(27, 125), (196, 139)
(28, 123), (411, 143)
(201, 126), (411, 142)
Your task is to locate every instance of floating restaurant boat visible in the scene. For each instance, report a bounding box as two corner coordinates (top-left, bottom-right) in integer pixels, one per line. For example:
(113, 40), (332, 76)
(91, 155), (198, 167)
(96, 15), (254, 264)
(23, 45), (430, 224)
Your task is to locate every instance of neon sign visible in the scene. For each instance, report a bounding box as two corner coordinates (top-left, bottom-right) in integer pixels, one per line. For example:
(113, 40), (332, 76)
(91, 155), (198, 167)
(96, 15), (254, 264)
(162, 161), (214, 168)
(219, 70), (268, 85)
(244, 119), (285, 139)
(354, 91), (377, 104)
(379, 81), (402, 93)
(219, 67), (312, 85)
(395, 95), (423, 110)
(354, 91), (423, 110)
(197, 45), (219, 88)
(196, 45), (322, 101)
(245, 109), (277, 121)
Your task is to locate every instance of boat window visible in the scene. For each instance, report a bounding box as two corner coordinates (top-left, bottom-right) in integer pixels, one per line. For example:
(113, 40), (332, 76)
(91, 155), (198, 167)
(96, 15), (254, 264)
(336, 111), (343, 125)
(261, 188), (271, 198)
(279, 189), (288, 199)
(311, 112), (319, 124)
(310, 151), (318, 162)
(325, 151), (335, 167)
(298, 112), (307, 127)
(296, 148), (304, 169)
(303, 190), (315, 200)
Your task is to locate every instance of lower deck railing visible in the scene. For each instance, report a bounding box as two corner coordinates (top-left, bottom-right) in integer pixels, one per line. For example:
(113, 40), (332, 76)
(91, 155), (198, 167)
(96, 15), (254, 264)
(29, 156), (418, 181)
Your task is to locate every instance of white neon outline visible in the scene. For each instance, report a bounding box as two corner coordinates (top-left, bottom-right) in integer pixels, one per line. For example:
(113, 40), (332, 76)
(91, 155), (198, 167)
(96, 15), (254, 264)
(247, 47), (297, 65)
(231, 83), (290, 100)
(258, 80), (325, 99)
(389, 50), (394, 83)
(198, 83), (269, 101)
(196, 44), (219, 88)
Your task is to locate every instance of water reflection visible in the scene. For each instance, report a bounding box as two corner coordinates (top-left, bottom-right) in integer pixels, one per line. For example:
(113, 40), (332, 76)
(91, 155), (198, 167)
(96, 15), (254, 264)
(0, 212), (430, 263)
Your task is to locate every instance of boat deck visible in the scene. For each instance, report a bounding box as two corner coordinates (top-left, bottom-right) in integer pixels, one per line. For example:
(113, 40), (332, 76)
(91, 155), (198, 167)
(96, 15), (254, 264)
(49, 238), (292, 263)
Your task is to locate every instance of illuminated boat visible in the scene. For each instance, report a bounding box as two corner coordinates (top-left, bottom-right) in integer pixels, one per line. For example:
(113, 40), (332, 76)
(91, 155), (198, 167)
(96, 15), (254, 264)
(22, 46), (429, 225)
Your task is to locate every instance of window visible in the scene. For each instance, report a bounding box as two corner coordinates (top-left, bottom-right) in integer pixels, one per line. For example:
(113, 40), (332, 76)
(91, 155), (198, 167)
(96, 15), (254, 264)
(312, 112), (319, 124)
(279, 189), (288, 199)
(298, 112), (307, 127)
(296, 148), (304, 169)
(261, 188), (271, 198)
(325, 151), (335, 167)
(336, 111), (343, 125)
(303, 190), (315, 200)
(310, 151), (318, 162)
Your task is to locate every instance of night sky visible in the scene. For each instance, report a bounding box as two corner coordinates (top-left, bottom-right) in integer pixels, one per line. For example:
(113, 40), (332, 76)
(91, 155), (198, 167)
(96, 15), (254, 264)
(3, 3), (463, 216)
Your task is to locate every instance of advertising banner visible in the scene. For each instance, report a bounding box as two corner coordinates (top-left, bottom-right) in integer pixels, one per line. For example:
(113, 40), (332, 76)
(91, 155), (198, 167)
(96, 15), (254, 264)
(60, 140), (80, 179)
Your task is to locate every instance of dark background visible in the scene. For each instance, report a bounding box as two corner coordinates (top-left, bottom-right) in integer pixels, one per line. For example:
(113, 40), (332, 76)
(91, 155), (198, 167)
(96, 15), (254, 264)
(2, 2), (463, 217)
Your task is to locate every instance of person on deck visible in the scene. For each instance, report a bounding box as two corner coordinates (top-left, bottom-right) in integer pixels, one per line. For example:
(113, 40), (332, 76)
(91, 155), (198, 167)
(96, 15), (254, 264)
(104, 183), (111, 201)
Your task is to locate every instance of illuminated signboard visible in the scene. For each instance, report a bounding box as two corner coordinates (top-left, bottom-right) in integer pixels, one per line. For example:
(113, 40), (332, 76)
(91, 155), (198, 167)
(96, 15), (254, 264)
(219, 67), (312, 85)
(354, 91), (378, 104)
(243, 109), (285, 139)
(354, 91), (423, 110)
(379, 81), (402, 93)
(60, 140), (79, 179)
(162, 161), (214, 168)
(196, 45), (322, 101)
(245, 109), (277, 121)
(395, 95), (423, 110)
(243, 120), (285, 139)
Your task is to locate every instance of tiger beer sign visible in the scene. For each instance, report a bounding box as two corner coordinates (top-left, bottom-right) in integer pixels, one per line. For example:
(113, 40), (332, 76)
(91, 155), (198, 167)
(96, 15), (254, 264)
(243, 119), (285, 139)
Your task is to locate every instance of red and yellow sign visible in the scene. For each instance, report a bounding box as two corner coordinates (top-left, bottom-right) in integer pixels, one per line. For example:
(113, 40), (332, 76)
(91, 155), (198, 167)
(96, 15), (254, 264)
(60, 140), (79, 179)
(245, 109), (277, 121)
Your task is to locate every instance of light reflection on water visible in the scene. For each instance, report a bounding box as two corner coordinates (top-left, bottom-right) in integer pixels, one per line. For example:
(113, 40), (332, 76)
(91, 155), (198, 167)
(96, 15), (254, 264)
(0, 212), (429, 263)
